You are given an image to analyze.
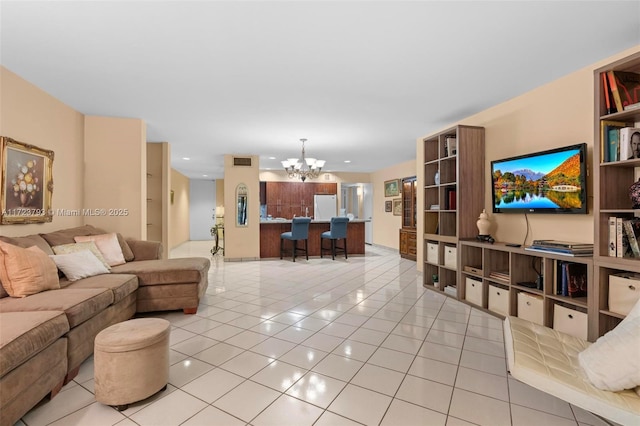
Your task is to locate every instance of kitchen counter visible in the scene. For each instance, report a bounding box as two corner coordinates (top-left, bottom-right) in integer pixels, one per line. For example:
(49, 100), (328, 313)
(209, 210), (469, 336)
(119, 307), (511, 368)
(260, 219), (366, 258)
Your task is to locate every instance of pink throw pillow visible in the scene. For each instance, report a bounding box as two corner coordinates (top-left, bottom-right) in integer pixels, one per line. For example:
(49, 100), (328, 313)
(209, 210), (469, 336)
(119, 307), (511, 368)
(74, 233), (126, 266)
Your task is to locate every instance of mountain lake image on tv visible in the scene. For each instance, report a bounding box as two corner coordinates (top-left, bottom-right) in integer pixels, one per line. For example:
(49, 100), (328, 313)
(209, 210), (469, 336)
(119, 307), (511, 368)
(491, 143), (587, 214)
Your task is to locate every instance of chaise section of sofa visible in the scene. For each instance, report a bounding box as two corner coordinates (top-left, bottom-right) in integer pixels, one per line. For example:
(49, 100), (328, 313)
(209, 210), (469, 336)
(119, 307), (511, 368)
(0, 311), (69, 426)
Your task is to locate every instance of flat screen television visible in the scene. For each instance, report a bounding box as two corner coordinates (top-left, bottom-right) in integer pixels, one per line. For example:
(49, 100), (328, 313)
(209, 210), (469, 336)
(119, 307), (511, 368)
(491, 143), (587, 214)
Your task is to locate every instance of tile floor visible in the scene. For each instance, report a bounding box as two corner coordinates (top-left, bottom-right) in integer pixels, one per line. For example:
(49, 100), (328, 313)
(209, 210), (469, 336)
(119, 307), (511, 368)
(17, 242), (612, 426)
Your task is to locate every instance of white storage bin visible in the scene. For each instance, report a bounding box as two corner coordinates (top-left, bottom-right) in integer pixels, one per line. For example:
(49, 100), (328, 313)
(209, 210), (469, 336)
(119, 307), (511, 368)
(427, 242), (439, 264)
(517, 292), (544, 325)
(444, 245), (457, 269)
(488, 284), (510, 316)
(608, 273), (640, 316)
(465, 277), (483, 306)
(553, 304), (588, 341)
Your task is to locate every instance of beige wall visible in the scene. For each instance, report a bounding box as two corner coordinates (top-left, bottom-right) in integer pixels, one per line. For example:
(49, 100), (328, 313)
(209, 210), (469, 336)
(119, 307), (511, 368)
(170, 168), (190, 248)
(84, 116), (147, 239)
(416, 45), (640, 272)
(225, 155), (260, 260)
(0, 67), (85, 236)
(370, 160), (416, 250)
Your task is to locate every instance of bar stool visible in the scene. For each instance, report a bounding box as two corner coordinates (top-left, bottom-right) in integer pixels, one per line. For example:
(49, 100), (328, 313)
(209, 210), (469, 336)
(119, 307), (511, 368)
(280, 217), (312, 262)
(321, 217), (349, 260)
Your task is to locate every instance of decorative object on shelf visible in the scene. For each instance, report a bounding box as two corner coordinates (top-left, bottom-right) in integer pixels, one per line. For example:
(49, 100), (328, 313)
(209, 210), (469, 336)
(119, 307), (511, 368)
(392, 198), (402, 216)
(434, 169), (440, 185)
(0, 136), (54, 224)
(629, 178), (640, 209)
(476, 209), (491, 235)
(385, 200), (392, 212)
(281, 138), (325, 182)
(384, 179), (399, 197)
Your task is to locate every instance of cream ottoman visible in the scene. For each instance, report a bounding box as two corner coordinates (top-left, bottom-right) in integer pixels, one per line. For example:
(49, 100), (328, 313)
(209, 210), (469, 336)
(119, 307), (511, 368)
(94, 318), (170, 411)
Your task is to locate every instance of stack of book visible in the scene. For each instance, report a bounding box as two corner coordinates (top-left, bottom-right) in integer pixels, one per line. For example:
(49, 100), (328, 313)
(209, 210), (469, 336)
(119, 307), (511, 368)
(489, 271), (510, 282)
(525, 240), (593, 257)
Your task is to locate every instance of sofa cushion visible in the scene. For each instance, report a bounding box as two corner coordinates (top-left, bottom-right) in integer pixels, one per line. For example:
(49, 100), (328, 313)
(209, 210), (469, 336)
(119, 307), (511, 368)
(0, 288), (114, 328)
(62, 273), (138, 304)
(39, 225), (101, 247)
(0, 311), (69, 377)
(0, 241), (60, 298)
(111, 258), (208, 286)
(49, 251), (111, 282)
(52, 241), (111, 270)
(0, 234), (54, 255)
(74, 233), (126, 267)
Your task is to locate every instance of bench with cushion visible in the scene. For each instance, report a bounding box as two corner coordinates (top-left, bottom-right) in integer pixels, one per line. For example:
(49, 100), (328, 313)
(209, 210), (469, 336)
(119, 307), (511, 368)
(504, 300), (640, 425)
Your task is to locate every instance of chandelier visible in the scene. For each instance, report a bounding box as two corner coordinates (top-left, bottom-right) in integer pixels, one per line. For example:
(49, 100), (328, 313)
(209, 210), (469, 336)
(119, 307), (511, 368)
(281, 138), (326, 182)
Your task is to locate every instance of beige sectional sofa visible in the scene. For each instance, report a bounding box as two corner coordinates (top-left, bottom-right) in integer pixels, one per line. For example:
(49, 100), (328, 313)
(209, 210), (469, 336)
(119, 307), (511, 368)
(0, 225), (210, 426)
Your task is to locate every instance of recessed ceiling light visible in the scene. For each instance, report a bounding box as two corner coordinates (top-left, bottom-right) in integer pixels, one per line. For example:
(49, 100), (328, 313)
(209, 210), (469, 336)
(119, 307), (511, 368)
(344, 160), (351, 163)
(203, 174), (208, 177)
(268, 156), (276, 160)
(182, 157), (190, 160)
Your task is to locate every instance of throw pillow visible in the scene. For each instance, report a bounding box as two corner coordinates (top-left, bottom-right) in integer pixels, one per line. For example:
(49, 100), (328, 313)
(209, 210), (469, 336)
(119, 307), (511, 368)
(49, 250), (110, 282)
(578, 316), (640, 391)
(52, 241), (112, 270)
(0, 241), (60, 298)
(74, 233), (126, 266)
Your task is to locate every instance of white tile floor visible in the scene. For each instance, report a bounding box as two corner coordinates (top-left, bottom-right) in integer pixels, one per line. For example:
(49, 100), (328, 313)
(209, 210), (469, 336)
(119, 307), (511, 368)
(17, 242), (613, 426)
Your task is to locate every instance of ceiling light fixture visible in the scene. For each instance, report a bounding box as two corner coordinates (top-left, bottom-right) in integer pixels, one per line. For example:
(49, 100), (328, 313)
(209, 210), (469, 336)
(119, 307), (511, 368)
(281, 138), (325, 182)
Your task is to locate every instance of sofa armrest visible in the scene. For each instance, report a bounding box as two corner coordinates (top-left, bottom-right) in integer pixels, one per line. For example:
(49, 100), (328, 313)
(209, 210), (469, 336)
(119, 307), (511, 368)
(125, 239), (162, 261)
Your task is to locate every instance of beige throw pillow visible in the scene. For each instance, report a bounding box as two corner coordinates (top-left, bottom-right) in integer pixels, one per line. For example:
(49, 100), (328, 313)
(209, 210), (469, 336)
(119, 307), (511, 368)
(49, 250), (110, 282)
(0, 241), (60, 298)
(74, 233), (126, 266)
(52, 241), (112, 270)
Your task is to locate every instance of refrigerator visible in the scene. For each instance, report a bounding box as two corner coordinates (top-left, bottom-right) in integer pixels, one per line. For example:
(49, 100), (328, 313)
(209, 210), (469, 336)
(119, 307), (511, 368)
(314, 194), (337, 221)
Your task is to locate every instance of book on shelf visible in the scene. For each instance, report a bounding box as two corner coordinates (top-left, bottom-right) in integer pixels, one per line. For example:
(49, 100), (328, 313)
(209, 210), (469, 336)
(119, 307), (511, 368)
(609, 216), (617, 257)
(554, 261), (588, 297)
(489, 271), (509, 281)
(444, 188), (456, 210)
(620, 127), (640, 161)
(600, 120), (629, 163)
(445, 137), (457, 157)
(608, 70), (640, 112)
(623, 218), (640, 257)
(625, 102), (640, 112)
(602, 72), (616, 114)
(617, 217), (625, 258)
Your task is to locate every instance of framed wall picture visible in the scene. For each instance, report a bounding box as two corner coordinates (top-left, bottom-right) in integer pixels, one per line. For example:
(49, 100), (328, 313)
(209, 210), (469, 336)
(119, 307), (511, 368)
(393, 198), (402, 216)
(384, 179), (399, 197)
(385, 200), (392, 212)
(1, 137), (54, 224)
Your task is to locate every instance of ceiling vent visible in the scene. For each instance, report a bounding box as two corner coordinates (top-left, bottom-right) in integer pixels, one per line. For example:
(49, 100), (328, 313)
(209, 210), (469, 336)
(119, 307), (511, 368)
(233, 157), (252, 167)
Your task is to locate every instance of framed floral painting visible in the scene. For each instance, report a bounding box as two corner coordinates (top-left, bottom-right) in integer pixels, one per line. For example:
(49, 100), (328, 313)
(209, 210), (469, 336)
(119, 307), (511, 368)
(1, 137), (54, 224)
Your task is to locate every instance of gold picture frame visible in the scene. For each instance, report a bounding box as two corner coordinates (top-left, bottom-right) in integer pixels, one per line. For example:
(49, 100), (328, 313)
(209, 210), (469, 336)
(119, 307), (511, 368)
(1, 137), (54, 224)
(393, 198), (402, 216)
(384, 179), (399, 197)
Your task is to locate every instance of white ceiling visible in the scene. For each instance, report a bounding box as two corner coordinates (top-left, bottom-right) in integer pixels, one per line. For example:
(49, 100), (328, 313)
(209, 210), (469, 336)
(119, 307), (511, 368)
(1, 1), (639, 179)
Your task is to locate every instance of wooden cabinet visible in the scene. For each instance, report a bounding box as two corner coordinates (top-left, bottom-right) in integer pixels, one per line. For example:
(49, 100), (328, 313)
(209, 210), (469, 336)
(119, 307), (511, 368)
(459, 240), (595, 341)
(399, 229), (417, 260)
(592, 51), (640, 339)
(399, 176), (417, 260)
(423, 125), (485, 292)
(264, 182), (337, 219)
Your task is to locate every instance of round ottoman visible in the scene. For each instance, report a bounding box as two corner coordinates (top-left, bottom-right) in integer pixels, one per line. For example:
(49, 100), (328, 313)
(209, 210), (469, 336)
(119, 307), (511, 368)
(94, 318), (170, 410)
